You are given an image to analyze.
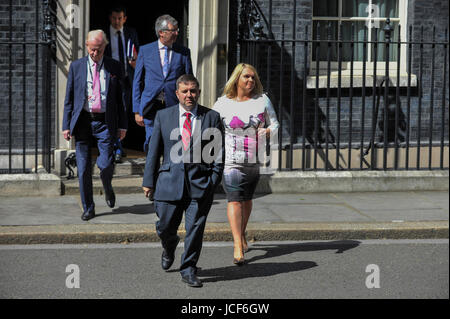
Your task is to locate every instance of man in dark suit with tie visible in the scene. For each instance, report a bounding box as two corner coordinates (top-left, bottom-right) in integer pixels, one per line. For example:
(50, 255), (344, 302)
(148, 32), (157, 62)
(62, 30), (127, 221)
(142, 74), (224, 287)
(104, 5), (140, 162)
(133, 14), (193, 153)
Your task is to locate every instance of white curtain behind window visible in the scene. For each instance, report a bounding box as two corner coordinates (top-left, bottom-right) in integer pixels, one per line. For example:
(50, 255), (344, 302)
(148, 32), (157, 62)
(313, 0), (399, 62)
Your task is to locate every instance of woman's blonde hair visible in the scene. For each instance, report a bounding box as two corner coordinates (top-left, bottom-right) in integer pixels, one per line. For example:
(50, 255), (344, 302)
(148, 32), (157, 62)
(222, 63), (263, 99)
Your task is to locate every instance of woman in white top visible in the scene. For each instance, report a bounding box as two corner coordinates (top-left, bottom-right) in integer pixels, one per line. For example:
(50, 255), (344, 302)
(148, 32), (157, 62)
(213, 63), (279, 265)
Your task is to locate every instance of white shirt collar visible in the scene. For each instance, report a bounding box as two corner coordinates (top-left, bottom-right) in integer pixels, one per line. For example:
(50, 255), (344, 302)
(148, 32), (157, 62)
(179, 104), (198, 118)
(110, 25), (124, 36)
(88, 55), (103, 68)
(158, 39), (172, 50)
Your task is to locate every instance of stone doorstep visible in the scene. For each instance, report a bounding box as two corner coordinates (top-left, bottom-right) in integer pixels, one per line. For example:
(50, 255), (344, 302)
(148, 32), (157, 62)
(61, 175), (226, 196)
(61, 170), (449, 195)
(62, 175), (144, 195)
(0, 173), (61, 197)
(91, 159), (147, 176)
(54, 150), (146, 177)
(1, 171), (447, 197)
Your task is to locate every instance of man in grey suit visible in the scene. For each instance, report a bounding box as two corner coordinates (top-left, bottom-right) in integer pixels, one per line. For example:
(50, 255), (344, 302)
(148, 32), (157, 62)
(142, 74), (224, 287)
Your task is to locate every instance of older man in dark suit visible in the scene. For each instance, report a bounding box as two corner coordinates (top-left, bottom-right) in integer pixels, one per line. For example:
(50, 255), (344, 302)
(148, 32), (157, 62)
(62, 30), (127, 221)
(142, 74), (224, 287)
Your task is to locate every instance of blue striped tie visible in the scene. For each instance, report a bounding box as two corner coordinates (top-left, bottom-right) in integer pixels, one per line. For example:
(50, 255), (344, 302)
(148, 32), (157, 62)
(163, 46), (169, 77)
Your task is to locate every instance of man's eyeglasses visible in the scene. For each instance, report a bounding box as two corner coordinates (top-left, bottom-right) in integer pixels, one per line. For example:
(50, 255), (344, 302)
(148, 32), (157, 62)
(163, 28), (179, 33)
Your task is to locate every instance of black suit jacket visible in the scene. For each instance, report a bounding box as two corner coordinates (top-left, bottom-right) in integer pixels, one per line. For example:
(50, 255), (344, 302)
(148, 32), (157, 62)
(105, 25), (140, 85)
(142, 104), (225, 201)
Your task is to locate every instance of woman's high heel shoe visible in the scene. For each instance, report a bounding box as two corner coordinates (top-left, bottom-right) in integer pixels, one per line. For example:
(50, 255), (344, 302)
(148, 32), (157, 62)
(242, 234), (249, 253)
(233, 257), (245, 266)
(233, 245), (245, 266)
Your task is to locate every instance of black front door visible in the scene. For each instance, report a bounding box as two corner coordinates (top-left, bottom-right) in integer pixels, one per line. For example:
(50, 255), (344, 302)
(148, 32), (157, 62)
(90, 0), (188, 152)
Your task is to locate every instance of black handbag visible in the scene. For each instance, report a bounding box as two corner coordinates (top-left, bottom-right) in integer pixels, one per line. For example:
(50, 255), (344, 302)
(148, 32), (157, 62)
(142, 98), (165, 119)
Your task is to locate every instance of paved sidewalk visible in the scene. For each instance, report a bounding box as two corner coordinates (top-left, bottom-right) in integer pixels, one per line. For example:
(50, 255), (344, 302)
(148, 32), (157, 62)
(0, 191), (448, 244)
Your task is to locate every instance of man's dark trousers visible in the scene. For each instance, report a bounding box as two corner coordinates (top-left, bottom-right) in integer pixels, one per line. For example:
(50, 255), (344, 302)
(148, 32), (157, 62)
(155, 172), (214, 277)
(75, 112), (115, 214)
(142, 105), (224, 277)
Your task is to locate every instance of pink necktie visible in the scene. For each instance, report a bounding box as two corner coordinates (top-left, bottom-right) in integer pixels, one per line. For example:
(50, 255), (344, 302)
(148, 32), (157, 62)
(182, 112), (192, 151)
(91, 62), (102, 113)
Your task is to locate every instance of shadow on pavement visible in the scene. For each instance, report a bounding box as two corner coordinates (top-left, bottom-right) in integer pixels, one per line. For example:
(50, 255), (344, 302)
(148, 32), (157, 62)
(198, 240), (360, 283)
(199, 261), (318, 283)
(249, 240), (361, 260)
(95, 204), (156, 217)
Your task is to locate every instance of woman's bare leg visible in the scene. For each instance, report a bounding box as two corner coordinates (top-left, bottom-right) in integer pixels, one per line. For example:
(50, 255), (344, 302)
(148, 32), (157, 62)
(227, 201), (244, 260)
(241, 200), (253, 252)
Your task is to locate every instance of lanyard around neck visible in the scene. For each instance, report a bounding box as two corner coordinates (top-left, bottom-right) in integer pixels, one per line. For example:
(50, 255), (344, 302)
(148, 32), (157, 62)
(88, 59), (104, 81)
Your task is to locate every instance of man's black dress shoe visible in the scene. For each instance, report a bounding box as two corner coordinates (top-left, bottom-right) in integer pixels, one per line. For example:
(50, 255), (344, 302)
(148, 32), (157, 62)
(105, 189), (116, 208)
(181, 273), (203, 288)
(161, 250), (175, 271)
(81, 210), (95, 221)
(161, 238), (180, 271)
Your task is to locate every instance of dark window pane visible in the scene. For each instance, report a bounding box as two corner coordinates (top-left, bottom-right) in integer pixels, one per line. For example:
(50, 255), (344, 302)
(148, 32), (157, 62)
(313, 21), (339, 61)
(314, 0), (339, 17)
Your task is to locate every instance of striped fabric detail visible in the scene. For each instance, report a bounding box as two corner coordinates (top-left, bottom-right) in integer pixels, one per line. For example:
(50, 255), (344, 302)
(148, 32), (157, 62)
(182, 112), (192, 151)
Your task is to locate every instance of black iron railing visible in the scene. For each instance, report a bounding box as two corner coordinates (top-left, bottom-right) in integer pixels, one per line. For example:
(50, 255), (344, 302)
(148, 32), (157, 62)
(238, 2), (449, 171)
(0, 0), (55, 174)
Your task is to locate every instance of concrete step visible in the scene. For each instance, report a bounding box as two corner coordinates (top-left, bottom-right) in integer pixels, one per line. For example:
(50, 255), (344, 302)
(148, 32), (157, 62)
(65, 157), (147, 178)
(61, 170), (449, 196)
(63, 175), (145, 195)
(108, 158), (146, 176)
(62, 175), (228, 195)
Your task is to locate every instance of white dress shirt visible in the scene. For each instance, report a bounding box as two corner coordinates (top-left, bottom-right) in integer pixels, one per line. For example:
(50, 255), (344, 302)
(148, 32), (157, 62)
(158, 39), (173, 67)
(85, 56), (106, 113)
(179, 104), (198, 137)
(156, 40), (174, 101)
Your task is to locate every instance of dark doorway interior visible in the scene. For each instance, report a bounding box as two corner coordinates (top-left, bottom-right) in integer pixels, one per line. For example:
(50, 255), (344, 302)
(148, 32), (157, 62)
(89, 0), (188, 152)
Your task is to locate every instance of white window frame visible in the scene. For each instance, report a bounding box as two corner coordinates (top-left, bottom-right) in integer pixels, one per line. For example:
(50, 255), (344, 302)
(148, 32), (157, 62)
(311, 0), (408, 75)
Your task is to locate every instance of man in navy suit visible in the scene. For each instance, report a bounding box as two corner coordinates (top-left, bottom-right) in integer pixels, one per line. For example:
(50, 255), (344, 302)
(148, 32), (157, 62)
(142, 75), (224, 287)
(133, 14), (193, 153)
(62, 30), (127, 221)
(104, 5), (140, 162)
